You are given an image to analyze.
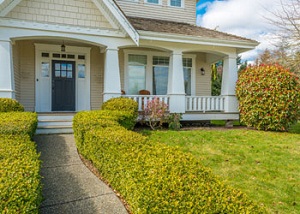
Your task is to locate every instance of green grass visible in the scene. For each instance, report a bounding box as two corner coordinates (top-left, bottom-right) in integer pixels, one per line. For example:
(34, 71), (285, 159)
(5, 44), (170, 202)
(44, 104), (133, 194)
(147, 127), (300, 214)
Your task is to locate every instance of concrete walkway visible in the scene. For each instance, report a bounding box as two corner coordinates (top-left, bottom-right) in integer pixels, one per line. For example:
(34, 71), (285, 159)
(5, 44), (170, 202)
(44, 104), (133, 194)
(35, 134), (128, 214)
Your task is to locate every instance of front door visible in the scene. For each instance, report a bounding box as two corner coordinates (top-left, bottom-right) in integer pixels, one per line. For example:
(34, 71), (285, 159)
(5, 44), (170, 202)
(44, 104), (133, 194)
(52, 60), (75, 111)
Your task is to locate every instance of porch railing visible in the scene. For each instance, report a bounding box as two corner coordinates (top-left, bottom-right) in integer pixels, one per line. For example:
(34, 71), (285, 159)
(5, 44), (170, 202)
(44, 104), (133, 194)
(123, 95), (170, 111)
(186, 96), (225, 112)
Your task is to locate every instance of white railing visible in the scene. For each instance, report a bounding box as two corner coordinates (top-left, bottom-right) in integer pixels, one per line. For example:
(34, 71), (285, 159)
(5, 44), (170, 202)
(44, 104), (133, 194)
(123, 95), (170, 111)
(186, 96), (225, 112)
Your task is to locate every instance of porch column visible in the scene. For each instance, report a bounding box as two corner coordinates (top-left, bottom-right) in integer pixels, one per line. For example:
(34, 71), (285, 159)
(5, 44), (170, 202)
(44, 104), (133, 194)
(221, 55), (238, 112)
(0, 40), (15, 98)
(103, 47), (121, 102)
(168, 50), (185, 113)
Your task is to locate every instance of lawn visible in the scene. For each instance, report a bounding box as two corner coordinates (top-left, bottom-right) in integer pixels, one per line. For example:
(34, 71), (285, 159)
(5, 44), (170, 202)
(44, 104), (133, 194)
(146, 126), (300, 214)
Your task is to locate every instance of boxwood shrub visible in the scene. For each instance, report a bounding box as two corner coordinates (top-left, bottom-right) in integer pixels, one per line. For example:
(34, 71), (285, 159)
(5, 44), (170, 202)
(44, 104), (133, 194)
(101, 97), (138, 128)
(0, 112), (38, 138)
(0, 98), (24, 112)
(73, 98), (266, 213)
(0, 134), (42, 213)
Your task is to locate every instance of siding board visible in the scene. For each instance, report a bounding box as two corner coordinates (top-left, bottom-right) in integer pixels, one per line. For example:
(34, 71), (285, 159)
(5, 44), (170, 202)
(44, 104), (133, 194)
(116, 0), (196, 25)
(90, 47), (104, 110)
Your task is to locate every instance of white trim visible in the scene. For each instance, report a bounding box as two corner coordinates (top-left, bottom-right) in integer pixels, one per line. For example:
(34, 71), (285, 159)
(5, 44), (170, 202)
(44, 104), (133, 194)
(34, 43), (91, 112)
(138, 30), (259, 50)
(0, 0), (22, 17)
(0, 18), (124, 38)
(100, 0), (139, 45)
(123, 50), (196, 96)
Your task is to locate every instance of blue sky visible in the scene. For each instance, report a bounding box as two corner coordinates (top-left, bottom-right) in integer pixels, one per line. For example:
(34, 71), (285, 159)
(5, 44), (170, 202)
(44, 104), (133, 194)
(196, 0), (286, 63)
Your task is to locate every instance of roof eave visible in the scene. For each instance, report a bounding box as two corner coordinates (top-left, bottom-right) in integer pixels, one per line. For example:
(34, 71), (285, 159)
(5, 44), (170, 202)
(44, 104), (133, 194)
(101, 0), (139, 45)
(138, 30), (259, 51)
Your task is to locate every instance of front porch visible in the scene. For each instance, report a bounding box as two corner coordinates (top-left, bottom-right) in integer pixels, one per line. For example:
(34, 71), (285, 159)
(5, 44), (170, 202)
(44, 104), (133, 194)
(123, 94), (239, 121)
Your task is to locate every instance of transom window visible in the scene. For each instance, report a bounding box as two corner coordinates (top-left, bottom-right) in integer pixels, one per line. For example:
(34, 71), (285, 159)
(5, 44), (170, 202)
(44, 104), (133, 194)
(170, 0), (182, 7)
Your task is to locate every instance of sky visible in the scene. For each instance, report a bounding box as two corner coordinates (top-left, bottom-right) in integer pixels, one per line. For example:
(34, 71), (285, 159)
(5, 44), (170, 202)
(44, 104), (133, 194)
(196, 0), (287, 63)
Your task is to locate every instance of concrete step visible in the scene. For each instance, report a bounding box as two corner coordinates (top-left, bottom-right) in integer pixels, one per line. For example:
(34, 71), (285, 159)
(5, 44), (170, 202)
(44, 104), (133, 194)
(36, 127), (73, 135)
(36, 113), (74, 134)
(38, 121), (73, 127)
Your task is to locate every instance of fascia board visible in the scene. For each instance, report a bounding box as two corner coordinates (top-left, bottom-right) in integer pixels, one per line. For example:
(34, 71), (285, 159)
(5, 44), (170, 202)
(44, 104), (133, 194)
(0, 18), (126, 38)
(139, 30), (259, 50)
(0, 0), (23, 17)
(99, 0), (139, 45)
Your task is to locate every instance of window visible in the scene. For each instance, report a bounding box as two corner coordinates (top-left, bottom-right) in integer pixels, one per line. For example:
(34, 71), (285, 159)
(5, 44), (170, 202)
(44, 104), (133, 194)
(153, 56), (169, 95)
(183, 58), (192, 95)
(170, 0), (182, 7)
(147, 0), (159, 4)
(128, 54), (147, 95)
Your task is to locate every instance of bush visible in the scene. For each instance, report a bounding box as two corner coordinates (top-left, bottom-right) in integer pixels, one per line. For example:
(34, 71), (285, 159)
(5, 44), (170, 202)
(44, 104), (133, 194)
(0, 134), (42, 213)
(73, 108), (265, 213)
(143, 97), (169, 130)
(82, 128), (265, 213)
(101, 97), (138, 120)
(0, 112), (37, 138)
(236, 64), (300, 131)
(0, 98), (24, 112)
(73, 110), (120, 150)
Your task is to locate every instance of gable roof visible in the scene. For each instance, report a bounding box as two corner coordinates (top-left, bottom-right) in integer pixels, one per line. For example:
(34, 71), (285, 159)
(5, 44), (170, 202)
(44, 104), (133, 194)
(0, 0), (139, 45)
(127, 16), (259, 49)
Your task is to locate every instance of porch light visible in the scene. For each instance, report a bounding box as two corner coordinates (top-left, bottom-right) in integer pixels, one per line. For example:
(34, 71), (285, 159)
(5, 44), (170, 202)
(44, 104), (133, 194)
(200, 68), (205, 75)
(61, 43), (66, 52)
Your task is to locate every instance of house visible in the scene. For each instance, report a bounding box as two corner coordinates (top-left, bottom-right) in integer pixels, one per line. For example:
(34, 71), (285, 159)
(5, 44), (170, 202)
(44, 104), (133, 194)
(0, 0), (258, 122)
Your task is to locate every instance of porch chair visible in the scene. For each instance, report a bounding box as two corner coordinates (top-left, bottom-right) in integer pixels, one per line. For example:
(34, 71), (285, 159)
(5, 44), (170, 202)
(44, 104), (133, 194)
(139, 89), (150, 110)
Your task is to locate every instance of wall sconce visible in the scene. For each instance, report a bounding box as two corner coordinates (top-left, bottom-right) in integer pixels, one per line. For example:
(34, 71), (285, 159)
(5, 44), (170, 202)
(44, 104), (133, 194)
(200, 67), (205, 75)
(61, 42), (66, 52)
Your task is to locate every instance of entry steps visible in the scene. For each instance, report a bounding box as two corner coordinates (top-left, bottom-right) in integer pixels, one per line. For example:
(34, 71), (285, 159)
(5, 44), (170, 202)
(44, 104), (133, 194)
(36, 113), (75, 134)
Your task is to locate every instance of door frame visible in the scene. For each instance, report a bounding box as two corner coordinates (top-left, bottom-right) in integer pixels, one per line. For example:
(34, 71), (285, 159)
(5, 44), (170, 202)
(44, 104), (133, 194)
(35, 43), (91, 112)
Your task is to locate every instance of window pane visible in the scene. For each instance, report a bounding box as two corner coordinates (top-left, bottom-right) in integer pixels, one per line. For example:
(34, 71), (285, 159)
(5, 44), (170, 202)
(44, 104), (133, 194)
(184, 67), (191, 95)
(147, 0), (159, 4)
(129, 54), (147, 65)
(170, 0), (181, 7)
(153, 56), (169, 66)
(153, 66), (169, 95)
(183, 58), (192, 67)
(128, 65), (146, 95)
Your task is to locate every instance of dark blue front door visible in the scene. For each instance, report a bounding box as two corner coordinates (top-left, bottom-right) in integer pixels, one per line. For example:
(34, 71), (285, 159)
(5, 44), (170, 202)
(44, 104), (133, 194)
(52, 60), (75, 111)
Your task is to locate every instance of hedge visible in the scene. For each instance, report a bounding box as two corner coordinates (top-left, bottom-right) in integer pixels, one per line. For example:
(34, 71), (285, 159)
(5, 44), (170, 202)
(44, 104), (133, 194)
(0, 134), (42, 213)
(0, 98), (24, 112)
(0, 112), (38, 138)
(73, 98), (266, 213)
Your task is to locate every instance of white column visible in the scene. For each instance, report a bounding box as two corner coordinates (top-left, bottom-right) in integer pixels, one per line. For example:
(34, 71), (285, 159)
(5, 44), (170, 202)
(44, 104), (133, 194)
(0, 40), (15, 98)
(168, 50), (185, 113)
(221, 56), (238, 112)
(103, 47), (121, 102)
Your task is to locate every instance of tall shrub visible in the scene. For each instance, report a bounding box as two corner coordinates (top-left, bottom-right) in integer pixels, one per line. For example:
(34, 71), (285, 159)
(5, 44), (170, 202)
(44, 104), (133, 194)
(236, 64), (300, 131)
(143, 97), (168, 130)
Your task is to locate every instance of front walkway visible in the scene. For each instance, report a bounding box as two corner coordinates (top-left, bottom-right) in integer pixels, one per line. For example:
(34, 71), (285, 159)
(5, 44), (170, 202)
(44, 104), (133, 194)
(35, 134), (128, 214)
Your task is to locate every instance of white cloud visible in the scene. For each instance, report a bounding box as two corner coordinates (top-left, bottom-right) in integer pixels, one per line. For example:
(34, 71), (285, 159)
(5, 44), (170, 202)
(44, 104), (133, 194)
(197, 0), (287, 61)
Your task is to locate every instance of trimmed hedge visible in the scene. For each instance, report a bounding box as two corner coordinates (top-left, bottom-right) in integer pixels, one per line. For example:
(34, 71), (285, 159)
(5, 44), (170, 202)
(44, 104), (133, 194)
(73, 99), (266, 213)
(0, 134), (42, 213)
(101, 97), (138, 127)
(0, 98), (24, 112)
(0, 112), (38, 138)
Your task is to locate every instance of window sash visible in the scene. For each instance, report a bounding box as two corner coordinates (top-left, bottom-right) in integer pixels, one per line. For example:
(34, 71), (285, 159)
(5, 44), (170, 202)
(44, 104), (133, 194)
(170, 0), (181, 7)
